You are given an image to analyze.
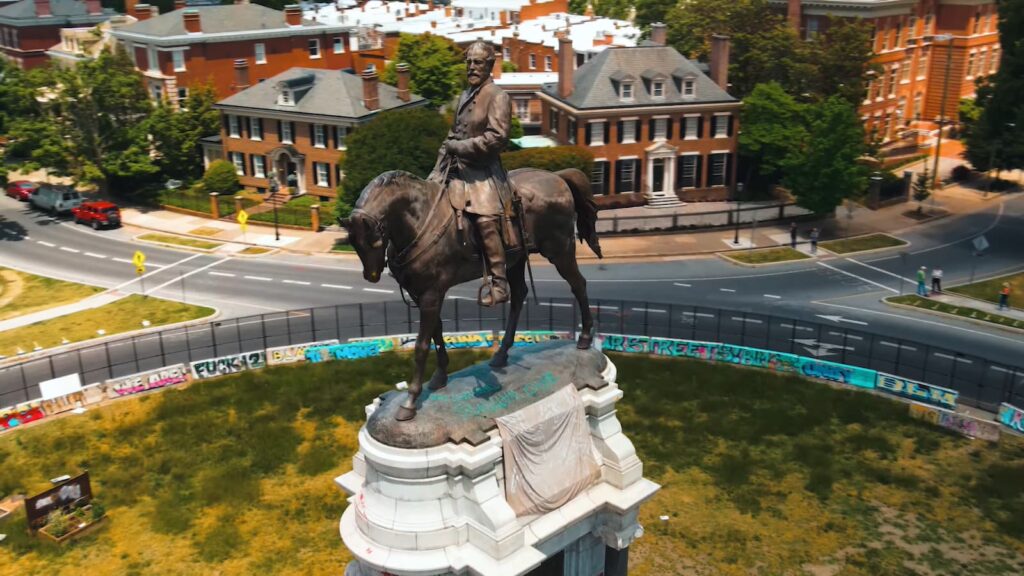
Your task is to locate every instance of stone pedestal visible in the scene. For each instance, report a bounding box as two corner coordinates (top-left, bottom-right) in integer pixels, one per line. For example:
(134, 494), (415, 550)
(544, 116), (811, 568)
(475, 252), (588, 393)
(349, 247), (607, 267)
(337, 341), (660, 576)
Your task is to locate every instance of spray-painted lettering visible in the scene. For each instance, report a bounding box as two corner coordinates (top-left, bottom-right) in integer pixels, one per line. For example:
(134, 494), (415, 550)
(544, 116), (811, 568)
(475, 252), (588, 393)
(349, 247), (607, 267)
(876, 374), (958, 410)
(998, 402), (1024, 433)
(190, 351), (266, 380)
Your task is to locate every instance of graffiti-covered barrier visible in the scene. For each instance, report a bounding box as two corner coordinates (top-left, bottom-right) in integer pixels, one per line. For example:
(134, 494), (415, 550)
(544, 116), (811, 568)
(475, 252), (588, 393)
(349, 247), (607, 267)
(105, 364), (191, 398)
(348, 330), (572, 352)
(909, 402), (1001, 442)
(190, 351), (266, 380)
(998, 403), (1024, 434)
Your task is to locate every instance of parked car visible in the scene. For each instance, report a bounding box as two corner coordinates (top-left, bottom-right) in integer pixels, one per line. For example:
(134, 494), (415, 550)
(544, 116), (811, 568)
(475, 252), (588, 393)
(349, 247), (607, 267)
(5, 180), (38, 201)
(71, 201), (121, 229)
(29, 186), (82, 215)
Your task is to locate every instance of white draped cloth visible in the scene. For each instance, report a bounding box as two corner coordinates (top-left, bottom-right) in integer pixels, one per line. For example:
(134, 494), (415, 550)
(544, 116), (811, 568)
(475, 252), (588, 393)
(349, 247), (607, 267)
(495, 385), (600, 516)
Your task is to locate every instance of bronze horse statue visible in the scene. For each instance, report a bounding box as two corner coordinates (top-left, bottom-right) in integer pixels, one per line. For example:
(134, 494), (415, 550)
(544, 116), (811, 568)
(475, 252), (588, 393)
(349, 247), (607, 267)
(340, 167), (603, 421)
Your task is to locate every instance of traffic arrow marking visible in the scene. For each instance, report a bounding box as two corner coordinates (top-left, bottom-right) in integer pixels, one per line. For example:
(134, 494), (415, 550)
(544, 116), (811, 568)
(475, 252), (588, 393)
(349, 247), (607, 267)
(792, 338), (855, 358)
(815, 314), (868, 326)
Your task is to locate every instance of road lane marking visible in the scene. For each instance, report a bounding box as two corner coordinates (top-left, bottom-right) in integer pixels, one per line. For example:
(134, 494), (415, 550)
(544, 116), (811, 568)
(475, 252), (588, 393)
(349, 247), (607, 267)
(363, 287), (394, 294)
(631, 307), (666, 314)
(541, 302), (572, 308)
(934, 352), (973, 364)
(846, 258), (915, 284)
(59, 247), (80, 253)
(244, 275), (273, 281)
(37, 241), (55, 247)
(812, 301), (1024, 345)
(84, 252), (106, 259)
(282, 279), (311, 285)
(322, 283), (352, 290)
(731, 316), (763, 324)
(880, 341), (917, 351)
(719, 288), (736, 293)
(109, 253), (203, 292)
(781, 323), (814, 332)
(591, 305), (619, 311)
(673, 282), (692, 287)
(829, 331), (864, 340)
(681, 311), (715, 318)
(209, 271), (235, 277)
(113, 257), (132, 264)
(146, 258), (231, 294)
(991, 366), (1015, 374)
(764, 294), (781, 299)
(817, 262), (899, 294)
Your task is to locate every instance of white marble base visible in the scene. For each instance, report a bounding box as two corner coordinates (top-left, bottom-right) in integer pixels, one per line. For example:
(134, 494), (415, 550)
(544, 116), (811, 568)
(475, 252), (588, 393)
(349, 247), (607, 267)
(338, 355), (660, 576)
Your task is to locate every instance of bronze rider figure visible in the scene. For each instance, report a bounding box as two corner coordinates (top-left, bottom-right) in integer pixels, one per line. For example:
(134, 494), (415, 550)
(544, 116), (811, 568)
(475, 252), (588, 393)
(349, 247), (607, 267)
(429, 40), (514, 307)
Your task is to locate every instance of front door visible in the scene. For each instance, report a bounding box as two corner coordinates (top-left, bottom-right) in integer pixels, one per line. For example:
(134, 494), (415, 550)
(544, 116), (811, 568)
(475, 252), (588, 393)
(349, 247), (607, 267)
(652, 158), (665, 195)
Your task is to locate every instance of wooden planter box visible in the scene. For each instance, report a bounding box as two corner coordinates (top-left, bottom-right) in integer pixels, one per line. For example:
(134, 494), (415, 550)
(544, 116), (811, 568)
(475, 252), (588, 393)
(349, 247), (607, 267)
(37, 514), (107, 544)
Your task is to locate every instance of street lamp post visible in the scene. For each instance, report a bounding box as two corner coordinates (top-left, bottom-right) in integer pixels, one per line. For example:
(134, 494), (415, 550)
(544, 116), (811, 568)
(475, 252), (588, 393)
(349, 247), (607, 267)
(931, 34), (954, 189)
(732, 182), (744, 245)
(270, 180), (281, 242)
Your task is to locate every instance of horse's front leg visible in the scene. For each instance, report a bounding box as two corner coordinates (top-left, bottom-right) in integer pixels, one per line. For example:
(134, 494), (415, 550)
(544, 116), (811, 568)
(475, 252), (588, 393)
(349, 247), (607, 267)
(491, 258), (528, 368)
(429, 320), (449, 390)
(396, 296), (442, 421)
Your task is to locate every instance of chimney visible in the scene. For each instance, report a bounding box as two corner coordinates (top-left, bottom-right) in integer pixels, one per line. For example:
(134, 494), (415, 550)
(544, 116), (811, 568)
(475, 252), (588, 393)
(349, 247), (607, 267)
(182, 8), (200, 32)
(362, 68), (380, 111)
(650, 22), (666, 46)
(787, 0), (801, 30)
(284, 4), (302, 26)
(557, 35), (573, 98)
(125, 0), (137, 16)
(234, 0), (250, 4)
(500, 10), (507, 26)
(396, 62), (410, 102)
(234, 59), (250, 90)
(86, 0), (102, 15)
(430, 20), (436, 29)
(709, 34), (730, 91)
(492, 57), (501, 79)
(135, 3), (154, 21)
(174, 0), (185, 9)
(34, 0), (51, 18)
(444, 6), (451, 17)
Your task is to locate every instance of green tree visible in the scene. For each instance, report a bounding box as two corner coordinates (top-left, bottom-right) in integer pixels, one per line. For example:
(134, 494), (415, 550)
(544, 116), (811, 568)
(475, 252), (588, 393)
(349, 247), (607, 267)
(805, 16), (877, 106)
(500, 146), (594, 174)
(148, 83), (221, 181)
(912, 167), (931, 213)
(730, 24), (813, 103)
(382, 34), (465, 108)
(783, 96), (868, 214)
(510, 117), (524, 140)
(635, 0), (678, 34)
(738, 82), (807, 191)
(338, 107), (449, 216)
(665, 0), (769, 62)
(203, 160), (240, 196)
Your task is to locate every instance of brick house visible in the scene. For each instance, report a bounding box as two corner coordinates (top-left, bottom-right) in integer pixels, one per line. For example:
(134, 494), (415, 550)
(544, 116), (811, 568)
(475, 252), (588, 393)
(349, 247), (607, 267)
(539, 31), (740, 206)
(0, 0), (114, 69)
(111, 2), (354, 106)
(777, 0), (1002, 146)
(208, 65), (427, 199)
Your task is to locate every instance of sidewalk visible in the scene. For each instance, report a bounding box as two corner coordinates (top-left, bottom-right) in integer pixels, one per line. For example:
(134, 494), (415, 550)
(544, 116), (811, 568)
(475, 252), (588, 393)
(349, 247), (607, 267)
(928, 292), (1024, 321)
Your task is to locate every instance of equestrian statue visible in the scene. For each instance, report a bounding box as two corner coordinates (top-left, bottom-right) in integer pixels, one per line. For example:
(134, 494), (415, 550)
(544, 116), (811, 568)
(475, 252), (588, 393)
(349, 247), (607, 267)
(340, 41), (603, 421)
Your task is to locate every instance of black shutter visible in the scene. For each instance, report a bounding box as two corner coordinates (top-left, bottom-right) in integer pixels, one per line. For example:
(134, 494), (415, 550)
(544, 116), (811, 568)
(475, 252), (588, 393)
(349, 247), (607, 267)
(634, 158), (641, 192)
(586, 123), (592, 145)
(616, 121), (623, 144)
(695, 156), (703, 188)
(725, 153), (733, 185)
(666, 118), (673, 140)
(614, 160), (623, 194)
(697, 116), (704, 138)
(602, 162), (610, 195)
(239, 153), (246, 176)
(648, 119), (655, 141)
(257, 118), (263, 139)
(240, 116), (247, 139)
(727, 115), (734, 137)
(223, 115), (230, 136)
(603, 121), (609, 144)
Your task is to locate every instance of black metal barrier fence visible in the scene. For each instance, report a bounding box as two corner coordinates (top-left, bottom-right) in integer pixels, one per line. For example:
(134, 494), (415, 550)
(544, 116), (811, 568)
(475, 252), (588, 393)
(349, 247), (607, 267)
(2, 299), (1022, 414)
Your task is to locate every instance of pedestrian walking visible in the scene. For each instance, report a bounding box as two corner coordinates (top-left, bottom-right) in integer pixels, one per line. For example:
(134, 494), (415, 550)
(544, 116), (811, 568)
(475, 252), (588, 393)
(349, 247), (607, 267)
(790, 222), (798, 249)
(917, 266), (928, 297)
(931, 268), (943, 293)
(809, 228), (819, 255)
(999, 282), (1011, 310)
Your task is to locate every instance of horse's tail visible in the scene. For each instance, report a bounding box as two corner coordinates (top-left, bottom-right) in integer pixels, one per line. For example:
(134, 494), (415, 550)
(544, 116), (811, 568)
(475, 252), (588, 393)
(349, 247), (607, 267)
(555, 168), (603, 258)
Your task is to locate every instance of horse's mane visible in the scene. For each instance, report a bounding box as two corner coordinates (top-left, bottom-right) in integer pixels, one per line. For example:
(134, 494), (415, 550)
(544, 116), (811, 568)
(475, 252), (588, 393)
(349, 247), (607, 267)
(356, 170), (439, 211)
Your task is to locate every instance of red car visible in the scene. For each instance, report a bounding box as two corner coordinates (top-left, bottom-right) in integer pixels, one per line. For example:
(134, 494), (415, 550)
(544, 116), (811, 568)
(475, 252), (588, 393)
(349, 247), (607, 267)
(71, 201), (121, 229)
(5, 180), (38, 201)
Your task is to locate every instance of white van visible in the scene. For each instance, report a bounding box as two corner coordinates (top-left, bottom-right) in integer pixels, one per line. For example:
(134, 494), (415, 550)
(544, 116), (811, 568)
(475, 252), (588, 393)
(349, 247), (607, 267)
(30, 186), (83, 214)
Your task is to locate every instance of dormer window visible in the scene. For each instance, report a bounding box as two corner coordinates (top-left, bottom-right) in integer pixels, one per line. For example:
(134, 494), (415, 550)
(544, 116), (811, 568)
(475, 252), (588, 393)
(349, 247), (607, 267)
(620, 82), (633, 100)
(683, 78), (695, 97)
(652, 81), (664, 98)
(278, 90), (294, 106)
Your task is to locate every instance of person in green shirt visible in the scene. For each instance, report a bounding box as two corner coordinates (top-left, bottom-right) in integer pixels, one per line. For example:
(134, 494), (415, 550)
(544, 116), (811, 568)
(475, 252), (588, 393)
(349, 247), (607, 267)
(917, 266), (927, 297)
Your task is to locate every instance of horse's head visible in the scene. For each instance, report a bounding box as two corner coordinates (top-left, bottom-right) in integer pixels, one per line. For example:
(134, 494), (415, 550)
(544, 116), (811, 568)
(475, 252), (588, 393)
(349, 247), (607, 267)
(339, 208), (387, 283)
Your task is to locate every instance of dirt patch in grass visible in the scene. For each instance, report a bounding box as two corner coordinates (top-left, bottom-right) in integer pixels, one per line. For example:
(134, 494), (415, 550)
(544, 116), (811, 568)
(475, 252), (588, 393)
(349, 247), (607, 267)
(0, 268), (103, 322)
(189, 227), (225, 238)
(949, 272), (1023, 307)
(138, 233), (222, 251)
(238, 246), (272, 255)
(888, 294), (1024, 330)
(820, 233), (907, 255)
(724, 247), (810, 265)
(0, 294), (214, 356)
(2, 352), (1022, 575)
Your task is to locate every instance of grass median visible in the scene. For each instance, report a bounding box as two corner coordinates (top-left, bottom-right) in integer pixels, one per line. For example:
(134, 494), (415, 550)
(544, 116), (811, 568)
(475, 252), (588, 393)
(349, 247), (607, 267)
(0, 268), (103, 322)
(137, 233), (222, 251)
(888, 294), (1024, 330)
(949, 271), (1023, 306)
(0, 294), (214, 356)
(819, 233), (907, 254)
(1, 351), (1021, 575)
(724, 246), (810, 265)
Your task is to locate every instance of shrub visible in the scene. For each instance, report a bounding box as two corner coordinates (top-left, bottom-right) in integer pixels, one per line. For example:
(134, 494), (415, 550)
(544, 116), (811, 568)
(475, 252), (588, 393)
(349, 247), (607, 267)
(46, 509), (69, 537)
(90, 501), (106, 521)
(0, 165), (8, 187)
(951, 164), (974, 182)
(202, 160), (240, 196)
(501, 145), (593, 174)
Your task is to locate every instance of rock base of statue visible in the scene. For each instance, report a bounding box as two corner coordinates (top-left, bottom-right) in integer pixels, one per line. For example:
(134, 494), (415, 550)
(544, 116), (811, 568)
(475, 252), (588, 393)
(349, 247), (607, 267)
(337, 340), (660, 576)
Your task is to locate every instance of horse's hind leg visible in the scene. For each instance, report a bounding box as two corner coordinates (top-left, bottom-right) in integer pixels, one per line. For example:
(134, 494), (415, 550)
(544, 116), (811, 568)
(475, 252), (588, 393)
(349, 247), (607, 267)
(490, 257), (528, 368)
(551, 249), (594, 349)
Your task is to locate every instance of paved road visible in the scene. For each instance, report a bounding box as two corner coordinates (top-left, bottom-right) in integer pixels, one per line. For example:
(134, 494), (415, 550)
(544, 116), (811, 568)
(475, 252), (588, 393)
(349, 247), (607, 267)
(2, 194), (1024, 397)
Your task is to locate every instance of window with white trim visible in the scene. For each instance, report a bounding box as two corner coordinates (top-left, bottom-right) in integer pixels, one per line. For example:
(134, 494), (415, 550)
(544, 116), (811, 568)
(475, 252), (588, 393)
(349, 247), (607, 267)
(255, 42), (266, 64)
(529, 54), (536, 69)
(308, 39), (320, 59)
(880, 26), (888, 51)
(966, 51), (976, 77)
(913, 92), (922, 120)
(908, 16), (917, 37)
(901, 57), (911, 82)
(335, 125), (348, 149)
(313, 124), (326, 148)
(333, 36), (345, 53)
(231, 152), (245, 175)
(548, 108), (558, 133)
(973, 11), (980, 35)
(590, 121), (604, 145)
(990, 47), (999, 73)
(281, 121), (293, 144)
(147, 46), (159, 72)
(618, 159), (637, 193)
(590, 160), (608, 196)
(653, 118), (667, 141)
(502, 46), (510, 61)
(567, 117), (577, 144)
(172, 50), (185, 72)
(652, 81), (664, 98)
(679, 155), (699, 188)
(621, 120), (635, 143)
(708, 153), (728, 186)
(249, 117), (262, 140)
(228, 115), (240, 138)
(253, 155), (266, 178)
(713, 115), (729, 138)
(177, 87), (188, 105)
(620, 82), (633, 100)
(315, 162), (330, 187)
(917, 48), (928, 79)
(514, 98), (529, 120)
(887, 66), (897, 97)
(924, 13), (933, 34)
(683, 78), (695, 97)
(684, 116), (698, 139)
(278, 89), (294, 106)
(544, 55), (552, 71)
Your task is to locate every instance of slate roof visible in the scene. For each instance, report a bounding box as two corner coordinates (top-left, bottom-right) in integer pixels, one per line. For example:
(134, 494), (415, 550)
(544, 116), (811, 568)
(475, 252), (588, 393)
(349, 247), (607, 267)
(0, 0), (115, 26)
(115, 5), (329, 38)
(541, 45), (737, 110)
(215, 67), (426, 120)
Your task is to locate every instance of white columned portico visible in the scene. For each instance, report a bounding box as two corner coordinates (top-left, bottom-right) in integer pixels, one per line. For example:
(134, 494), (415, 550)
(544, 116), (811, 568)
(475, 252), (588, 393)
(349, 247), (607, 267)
(644, 141), (682, 208)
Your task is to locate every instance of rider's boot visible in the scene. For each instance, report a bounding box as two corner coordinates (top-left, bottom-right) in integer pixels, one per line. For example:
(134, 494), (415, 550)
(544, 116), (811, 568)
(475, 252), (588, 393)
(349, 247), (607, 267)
(477, 216), (509, 307)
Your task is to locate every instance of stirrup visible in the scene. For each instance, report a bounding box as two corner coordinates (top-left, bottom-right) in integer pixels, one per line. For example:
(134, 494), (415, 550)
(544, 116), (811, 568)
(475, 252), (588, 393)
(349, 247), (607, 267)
(477, 277), (507, 307)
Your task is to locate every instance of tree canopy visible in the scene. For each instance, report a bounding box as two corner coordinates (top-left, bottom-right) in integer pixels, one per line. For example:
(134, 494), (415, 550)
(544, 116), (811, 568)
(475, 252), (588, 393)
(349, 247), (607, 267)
(382, 34), (465, 108)
(738, 82), (807, 190)
(148, 84), (221, 182)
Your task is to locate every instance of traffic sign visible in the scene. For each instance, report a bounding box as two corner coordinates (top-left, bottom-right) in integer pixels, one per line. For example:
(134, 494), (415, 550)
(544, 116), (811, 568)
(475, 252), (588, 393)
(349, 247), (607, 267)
(237, 210), (249, 226)
(135, 265), (145, 276)
(132, 250), (146, 267)
(972, 235), (989, 253)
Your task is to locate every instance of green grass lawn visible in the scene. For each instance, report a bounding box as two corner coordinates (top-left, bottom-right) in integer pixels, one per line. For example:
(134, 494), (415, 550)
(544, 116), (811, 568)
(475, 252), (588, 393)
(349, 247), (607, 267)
(238, 246), (272, 255)
(949, 271), (1023, 307)
(0, 294), (214, 356)
(331, 241), (355, 253)
(137, 233), (222, 251)
(819, 233), (907, 254)
(888, 294), (1024, 330)
(0, 268), (102, 322)
(725, 247), (810, 265)
(1, 351), (1021, 575)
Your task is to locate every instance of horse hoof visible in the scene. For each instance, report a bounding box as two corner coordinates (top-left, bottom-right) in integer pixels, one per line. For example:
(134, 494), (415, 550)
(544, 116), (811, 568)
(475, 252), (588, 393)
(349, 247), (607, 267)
(395, 405), (417, 421)
(576, 334), (593, 350)
(489, 351), (508, 368)
(429, 371), (448, 390)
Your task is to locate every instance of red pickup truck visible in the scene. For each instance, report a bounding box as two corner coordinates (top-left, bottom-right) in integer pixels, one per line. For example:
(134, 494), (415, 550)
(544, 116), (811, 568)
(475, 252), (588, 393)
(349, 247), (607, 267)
(71, 201), (121, 229)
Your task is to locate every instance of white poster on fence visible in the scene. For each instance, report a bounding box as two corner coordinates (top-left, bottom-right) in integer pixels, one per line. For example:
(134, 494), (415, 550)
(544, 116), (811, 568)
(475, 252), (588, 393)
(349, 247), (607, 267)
(39, 373), (83, 401)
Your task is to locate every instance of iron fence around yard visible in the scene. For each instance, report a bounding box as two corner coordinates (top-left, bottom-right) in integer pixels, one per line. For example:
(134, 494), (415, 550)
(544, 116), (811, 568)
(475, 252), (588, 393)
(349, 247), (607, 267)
(596, 202), (812, 234)
(1, 299), (1021, 414)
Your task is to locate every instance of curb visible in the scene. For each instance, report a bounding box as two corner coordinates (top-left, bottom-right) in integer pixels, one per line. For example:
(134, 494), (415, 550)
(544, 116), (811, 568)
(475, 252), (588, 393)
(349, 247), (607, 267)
(121, 218), (335, 257)
(882, 298), (1024, 335)
(716, 249), (814, 268)
(133, 233), (222, 253)
(818, 234), (911, 257)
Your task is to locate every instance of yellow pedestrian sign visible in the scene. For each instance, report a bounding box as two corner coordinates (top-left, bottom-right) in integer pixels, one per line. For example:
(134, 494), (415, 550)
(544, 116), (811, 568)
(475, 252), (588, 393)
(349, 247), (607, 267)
(237, 210), (249, 227)
(135, 265), (145, 276)
(132, 250), (146, 267)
